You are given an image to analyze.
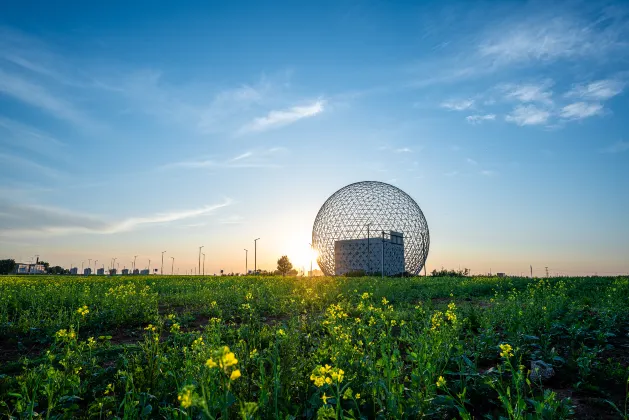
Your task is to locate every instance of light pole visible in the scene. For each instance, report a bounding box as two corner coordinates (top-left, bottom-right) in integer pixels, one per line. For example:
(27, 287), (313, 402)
(171, 256), (175, 275)
(161, 251), (167, 275)
(112, 258), (117, 272)
(198, 246), (204, 276)
(94, 260), (98, 273)
(254, 238), (260, 274)
(133, 255), (138, 273)
(202, 253), (206, 276)
(244, 249), (248, 274)
(81, 261), (84, 273)
(88, 258), (92, 273)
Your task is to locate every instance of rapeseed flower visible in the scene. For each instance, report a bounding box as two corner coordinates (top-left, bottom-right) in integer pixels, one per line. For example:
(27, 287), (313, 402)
(499, 343), (514, 358)
(436, 376), (446, 388)
(230, 369), (241, 381)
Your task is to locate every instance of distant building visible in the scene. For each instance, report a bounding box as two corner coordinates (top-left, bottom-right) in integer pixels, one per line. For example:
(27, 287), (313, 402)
(83, 268), (92, 276)
(140, 269), (149, 275)
(133, 269), (139, 275)
(121, 268), (129, 275)
(70, 267), (78, 275)
(497, 272), (506, 278)
(15, 262), (46, 274)
(334, 231), (405, 276)
(97, 268), (105, 275)
(109, 269), (117, 276)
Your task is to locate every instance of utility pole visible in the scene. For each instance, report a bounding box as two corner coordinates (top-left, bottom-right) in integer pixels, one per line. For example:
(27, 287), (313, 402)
(95, 260), (98, 273)
(148, 259), (151, 274)
(244, 249), (248, 274)
(171, 256), (175, 275)
(198, 246), (204, 276)
(202, 253), (206, 276)
(161, 251), (167, 275)
(545, 266), (549, 278)
(133, 255), (138, 272)
(112, 258), (117, 272)
(81, 261), (84, 273)
(530, 265), (533, 278)
(88, 259), (92, 273)
(254, 238), (260, 274)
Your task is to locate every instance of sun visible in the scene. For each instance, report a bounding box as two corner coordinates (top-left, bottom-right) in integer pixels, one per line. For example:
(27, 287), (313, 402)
(283, 241), (319, 273)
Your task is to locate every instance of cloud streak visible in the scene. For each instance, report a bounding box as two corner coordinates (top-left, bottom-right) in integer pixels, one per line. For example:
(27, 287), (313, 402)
(441, 99), (474, 111)
(163, 148), (287, 170)
(505, 105), (550, 126)
(559, 102), (603, 120)
(0, 198), (232, 237)
(239, 99), (325, 133)
(466, 114), (495, 124)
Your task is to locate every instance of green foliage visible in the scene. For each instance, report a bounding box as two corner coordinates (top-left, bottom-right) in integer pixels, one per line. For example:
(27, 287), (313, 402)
(0, 259), (16, 275)
(276, 255), (293, 276)
(0, 274), (627, 418)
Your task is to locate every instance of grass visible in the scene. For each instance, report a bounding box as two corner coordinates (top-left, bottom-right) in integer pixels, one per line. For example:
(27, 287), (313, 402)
(0, 274), (628, 419)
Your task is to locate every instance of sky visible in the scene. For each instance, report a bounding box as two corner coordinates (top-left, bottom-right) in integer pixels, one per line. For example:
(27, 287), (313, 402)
(0, 0), (628, 276)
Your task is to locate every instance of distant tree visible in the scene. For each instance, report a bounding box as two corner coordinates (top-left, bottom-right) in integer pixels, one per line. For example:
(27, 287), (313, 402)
(276, 255), (293, 277)
(287, 268), (298, 276)
(0, 259), (16, 274)
(38, 261), (50, 269)
(431, 267), (470, 277)
(48, 266), (65, 274)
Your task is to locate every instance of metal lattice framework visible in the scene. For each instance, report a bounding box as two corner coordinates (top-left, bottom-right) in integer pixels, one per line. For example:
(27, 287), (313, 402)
(312, 181), (430, 276)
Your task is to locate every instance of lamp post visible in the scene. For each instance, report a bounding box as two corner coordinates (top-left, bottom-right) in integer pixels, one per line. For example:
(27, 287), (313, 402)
(202, 253), (206, 276)
(148, 259), (151, 274)
(81, 261), (84, 273)
(254, 238), (260, 274)
(198, 246), (204, 276)
(171, 256), (175, 275)
(161, 251), (167, 275)
(112, 257), (117, 272)
(133, 255), (138, 273)
(94, 260), (98, 274)
(88, 258), (92, 274)
(308, 243), (313, 277)
(244, 249), (248, 274)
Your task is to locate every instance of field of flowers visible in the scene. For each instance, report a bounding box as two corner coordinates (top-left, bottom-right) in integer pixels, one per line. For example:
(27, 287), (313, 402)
(0, 274), (628, 419)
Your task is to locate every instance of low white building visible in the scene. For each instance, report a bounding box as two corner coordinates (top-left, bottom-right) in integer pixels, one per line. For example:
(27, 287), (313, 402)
(15, 263), (46, 274)
(334, 231), (405, 276)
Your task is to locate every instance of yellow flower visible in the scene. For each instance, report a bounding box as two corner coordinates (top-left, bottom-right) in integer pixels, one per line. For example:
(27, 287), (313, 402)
(277, 328), (286, 337)
(321, 393), (330, 405)
(230, 369), (241, 381)
(355, 393), (361, 399)
(178, 386), (194, 408)
(381, 297), (389, 305)
(205, 358), (217, 368)
(436, 376), (446, 388)
(361, 292), (370, 300)
(499, 343), (514, 358)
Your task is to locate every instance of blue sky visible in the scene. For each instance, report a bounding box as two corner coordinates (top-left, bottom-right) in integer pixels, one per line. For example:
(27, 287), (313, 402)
(0, 0), (628, 276)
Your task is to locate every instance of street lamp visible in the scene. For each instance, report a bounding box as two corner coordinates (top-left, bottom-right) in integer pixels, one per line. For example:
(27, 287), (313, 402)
(171, 256), (175, 275)
(202, 253), (206, 276)
(366, 223), (372, 275)
(244, 249), (248, 274)
(308, 243), (313, 277)
(254, 238), (260, 274)
(161, 251), (167, 275)
(198, 246), (204, 276)
(94, 260), (98, 273)
(133, 255), (138, 273)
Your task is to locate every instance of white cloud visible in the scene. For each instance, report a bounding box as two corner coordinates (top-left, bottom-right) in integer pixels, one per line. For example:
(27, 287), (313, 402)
(478, 12), (628, 66)
(0, 69), (91, 127)
(501, 81), (553, 104)
(466, 158), (478, 165)
(600, 140), (629, 154)
(466, 114), (496, 124)
(566, 79), (625, 100)
(219, 215), (244, 225)
(505, 105), (551, 126)
(394, 147), (413, 153)
(559, 102), (603, 120)
(441, 99), (474, 111)
(163, 148), (286, 170)
(0, 198), (232, 237)
(240, 100), (325, 133)
(481, 170), (497, 176)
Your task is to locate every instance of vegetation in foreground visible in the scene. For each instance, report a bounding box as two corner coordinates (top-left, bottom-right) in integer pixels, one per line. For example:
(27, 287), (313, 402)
(0, 274), (628, 419)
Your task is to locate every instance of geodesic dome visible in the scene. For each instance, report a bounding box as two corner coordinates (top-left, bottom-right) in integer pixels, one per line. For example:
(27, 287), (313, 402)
(312, 181), (429, 276)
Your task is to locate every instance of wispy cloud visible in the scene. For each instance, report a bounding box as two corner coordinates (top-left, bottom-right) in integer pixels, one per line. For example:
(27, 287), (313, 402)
(600, 140), (629, 154)
(566, 79), (625, 100)
(0, 152), (65, 179)
(500, 81), (554, 104)
(477, 10), (628, 66)
(559, 102), (603, 120)
(505, 105), (551, 126)
(466, 114), (496, 124)
(0, 69), (92, 127)
(481, 170), (497, 176)
(239, 99), (325, 133)
(441, 99), (474, 111)
(445, 171), (459, 177)
(466, 158), (478, 165)
(394, 147), (413, 153)
(220, 215), (244, 225)
(0, 198), (232, 237)
(163, 148), (287, 170)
